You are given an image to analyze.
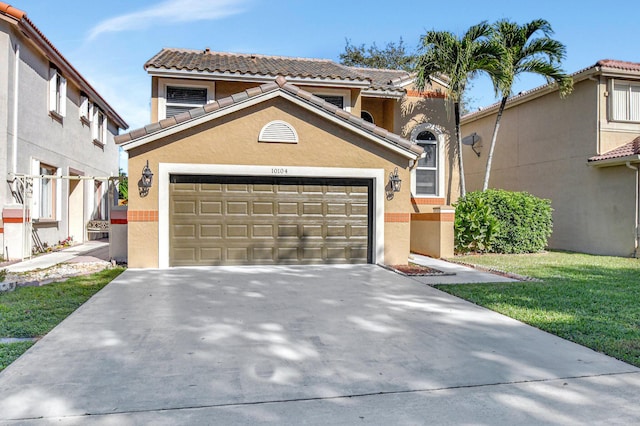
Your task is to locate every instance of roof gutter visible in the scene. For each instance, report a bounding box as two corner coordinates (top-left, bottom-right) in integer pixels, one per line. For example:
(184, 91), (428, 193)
(146, 68), (372, 89)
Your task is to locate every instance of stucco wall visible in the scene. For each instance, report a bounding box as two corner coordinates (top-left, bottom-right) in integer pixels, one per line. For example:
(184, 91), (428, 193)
(1, 23), (120, 258)
(461, 79), (638, 256)
(127, 96), (414, 267)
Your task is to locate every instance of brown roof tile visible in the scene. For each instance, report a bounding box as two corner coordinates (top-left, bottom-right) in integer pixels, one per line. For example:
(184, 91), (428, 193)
(117, 77), (423, 157)
(589, 136), (640, 162)
(348, 66), (412, 91)
(145, 48), (369, 84)
(596, 59), (640, 73)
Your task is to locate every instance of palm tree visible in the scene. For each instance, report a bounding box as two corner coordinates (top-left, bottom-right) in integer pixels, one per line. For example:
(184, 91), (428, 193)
(482, 19), (573, 190)
(415, 22), (504, 197)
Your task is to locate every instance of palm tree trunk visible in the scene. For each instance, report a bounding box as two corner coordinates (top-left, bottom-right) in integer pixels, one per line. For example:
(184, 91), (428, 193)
(455, 102), (466, 197)
(482, 96), (508, 191)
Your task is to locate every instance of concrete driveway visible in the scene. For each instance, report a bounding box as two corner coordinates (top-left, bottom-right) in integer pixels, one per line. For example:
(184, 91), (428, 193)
(1, 265), (638, 425)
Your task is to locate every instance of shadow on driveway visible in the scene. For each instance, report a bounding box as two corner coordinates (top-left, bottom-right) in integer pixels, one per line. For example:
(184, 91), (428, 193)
(0, 265), (638, 424)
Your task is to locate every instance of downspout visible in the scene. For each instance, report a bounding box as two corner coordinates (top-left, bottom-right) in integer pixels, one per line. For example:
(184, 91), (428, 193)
(626, 161), (639, 258)
(588, 74), (601, 154)
(10, 43), (20, 186)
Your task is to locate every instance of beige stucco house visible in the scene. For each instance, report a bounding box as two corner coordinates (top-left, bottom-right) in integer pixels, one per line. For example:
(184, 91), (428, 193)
(0, 3), (128, 260)
(116, 49), (460, 267)
(462, 60), (640, 257)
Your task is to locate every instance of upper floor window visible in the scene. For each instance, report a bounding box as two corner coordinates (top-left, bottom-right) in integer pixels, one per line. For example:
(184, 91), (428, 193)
(80, 94), (90, 124)
(158, 78), (215, 120)
(166, 86), (208, 117)
(317, 95), (344, 109)
(611, 80), (640, 122)
(48, 67), (67, 118)
(92, 107), (107, 145)
(414, 130), (438, 196)
(361, 111), (374, 124)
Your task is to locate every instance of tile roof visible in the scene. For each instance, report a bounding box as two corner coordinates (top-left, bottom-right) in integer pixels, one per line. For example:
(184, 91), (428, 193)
(463, 59), (640, 122)
(115, 76), (423, 157)
(588, 136), (640, 162)
(596, 59), (640, 73)
(348, 67), (413, 91)
(145, 48), (370, 84)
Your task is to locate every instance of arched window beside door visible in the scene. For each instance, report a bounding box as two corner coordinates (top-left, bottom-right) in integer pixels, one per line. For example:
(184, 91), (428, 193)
(410, 124), (442, 197)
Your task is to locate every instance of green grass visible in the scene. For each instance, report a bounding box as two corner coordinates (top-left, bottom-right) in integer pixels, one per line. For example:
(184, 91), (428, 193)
(437, 251), (640, 367)
(0, 267), (124, 371)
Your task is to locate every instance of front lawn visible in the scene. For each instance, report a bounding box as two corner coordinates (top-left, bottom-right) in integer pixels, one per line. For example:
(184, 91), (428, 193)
(436, 251), (640, 367)
(0, 268), (125, 371)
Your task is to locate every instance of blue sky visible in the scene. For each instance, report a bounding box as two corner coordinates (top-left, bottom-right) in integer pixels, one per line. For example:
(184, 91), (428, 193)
(15, 0), (640, 168)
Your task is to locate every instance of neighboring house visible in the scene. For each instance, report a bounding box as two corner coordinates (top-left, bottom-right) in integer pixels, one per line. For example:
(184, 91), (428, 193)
(462, 60), (640, 257)
(0, 3), (128, 259)
(116, 48), (459, 267)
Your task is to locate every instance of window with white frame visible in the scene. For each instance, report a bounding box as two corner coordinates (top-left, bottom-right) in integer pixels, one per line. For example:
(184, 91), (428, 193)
(611, 80), (640, 122)
(166, 86), (208, 117)
(80, 94), (90, 123)
(48, 67), (67, 117)
(414, 130), (438, 196)
(316, 94), (344, 109)
(92, 107), (107, 144)
(309, 88), (351, 112)
(39, 163), (58, 220)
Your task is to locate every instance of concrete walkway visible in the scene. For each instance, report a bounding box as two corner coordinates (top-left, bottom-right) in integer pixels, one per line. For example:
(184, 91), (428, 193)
(4, 240), (110, 273)
(0, 265), (638, 424)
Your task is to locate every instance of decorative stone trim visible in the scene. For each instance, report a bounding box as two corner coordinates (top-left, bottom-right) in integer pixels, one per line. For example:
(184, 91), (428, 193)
(127, 210), (159, 222)
(384, 213), (411, 223)
(411, 197), (445, 205)
(411, 212), (455, 222)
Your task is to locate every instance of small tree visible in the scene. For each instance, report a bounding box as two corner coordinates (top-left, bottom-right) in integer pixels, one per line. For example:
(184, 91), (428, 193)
(339, 38), (415, 71)
(118, 169), (128, 204)
(415, 22), (505, 197)
(482, 19), (573, 190)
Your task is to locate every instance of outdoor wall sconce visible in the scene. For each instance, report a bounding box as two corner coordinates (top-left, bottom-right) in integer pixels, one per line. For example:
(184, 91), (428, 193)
(389, 167), (402, 193)
(138, 160), (154, 197)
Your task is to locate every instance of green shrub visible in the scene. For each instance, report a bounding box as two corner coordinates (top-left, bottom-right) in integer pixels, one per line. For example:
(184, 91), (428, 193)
(454, 196), (500, 253)
(454, 190), (553, 254)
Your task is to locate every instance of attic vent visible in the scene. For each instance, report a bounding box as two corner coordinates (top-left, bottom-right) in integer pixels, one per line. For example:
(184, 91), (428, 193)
(258, 120), (299, 144)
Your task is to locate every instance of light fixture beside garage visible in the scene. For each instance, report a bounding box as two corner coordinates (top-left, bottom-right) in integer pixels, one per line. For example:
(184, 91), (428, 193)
(138, 160), (154, 197)
(389, 167), (402, 193)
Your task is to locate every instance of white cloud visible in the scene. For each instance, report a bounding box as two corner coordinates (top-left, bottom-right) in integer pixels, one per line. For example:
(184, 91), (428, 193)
(87, 0), (247, 41)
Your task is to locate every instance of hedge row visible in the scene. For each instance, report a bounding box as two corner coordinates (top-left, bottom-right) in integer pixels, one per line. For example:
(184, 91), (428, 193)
(454, 189), (553, 254)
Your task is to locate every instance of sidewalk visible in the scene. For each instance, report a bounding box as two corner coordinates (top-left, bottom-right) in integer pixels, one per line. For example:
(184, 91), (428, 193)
(409, 253), (518, 284)
(4, 240), (110, 273)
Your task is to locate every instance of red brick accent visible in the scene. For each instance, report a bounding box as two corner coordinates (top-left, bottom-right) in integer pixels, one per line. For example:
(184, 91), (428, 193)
(411, 197), (446, 206)
(411, 212), (455, 222)
(385, 213), (411, 223)
(2, 208), (29, 223)
(110, 219), (128, 225)
(406, 90), (446, 99)
(127, 210), (158, 222)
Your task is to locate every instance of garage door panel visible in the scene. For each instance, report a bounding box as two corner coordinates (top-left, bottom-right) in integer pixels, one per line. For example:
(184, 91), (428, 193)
(200, 201), (222, 215)
(227, 202), (249, 215)
(278, 202), (298, 215)
(170, 176), (372, 266)
(200, 224), (222, 238)
(253, 224), (275, 238)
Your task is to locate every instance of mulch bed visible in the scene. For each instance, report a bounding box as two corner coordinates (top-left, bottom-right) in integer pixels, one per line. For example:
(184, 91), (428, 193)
(385, 263), (451, 276)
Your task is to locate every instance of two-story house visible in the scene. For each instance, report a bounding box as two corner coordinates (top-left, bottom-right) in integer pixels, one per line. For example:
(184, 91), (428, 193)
(116, 48), (459, 267)
(462, 60), (640, 257)
(0, 3), (128, 260)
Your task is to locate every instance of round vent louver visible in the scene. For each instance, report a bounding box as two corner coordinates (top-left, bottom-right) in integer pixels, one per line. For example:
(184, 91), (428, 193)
(258, 120), (299, 143)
